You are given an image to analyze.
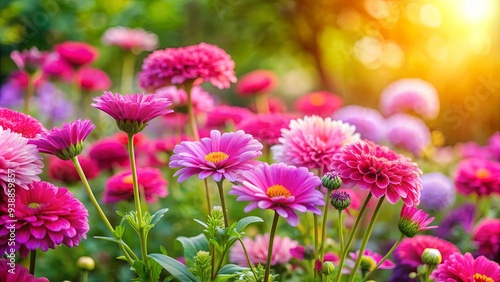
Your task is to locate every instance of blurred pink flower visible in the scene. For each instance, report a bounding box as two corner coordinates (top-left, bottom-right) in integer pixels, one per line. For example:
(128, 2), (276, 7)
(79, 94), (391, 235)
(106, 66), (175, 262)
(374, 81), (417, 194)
(10, 47), (48, 74)
(230, 234), (298, 267)
(55, 41), (98, 66)
(88, 137), (130, 171)
(454, 158), (500, 196)
(48, 155), (99, 185)
(473, 218), (500, 262)
(431, 252), (500, 282)
(76, 67), (111, 92)
(0, 107), (44, 138)
(102, 26), (159, 53)
(0, 260), (49, 281)
(43, 53), (73, 81)
(385, 113), (431, 155)
(237, 113), (293, 146)
(333, 105), (386, 142)
(457, 142), (491, 160)
(295, 91), (343, 117)
(346, 249), (395, 272)
(236, 69), (278, 96)
(204, 105), (254, 128)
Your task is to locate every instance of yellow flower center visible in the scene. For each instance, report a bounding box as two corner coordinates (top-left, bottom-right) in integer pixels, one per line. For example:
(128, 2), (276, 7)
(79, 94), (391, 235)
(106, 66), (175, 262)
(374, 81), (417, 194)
(475, 168), (491, 179)
(28, 202), (41, 209)
(266, 184), (292, 198)
(205, 152), (229, 163)
(309, 92), (325, 106)
(473, 273), (493, 282)
(123, 175), (134, 184)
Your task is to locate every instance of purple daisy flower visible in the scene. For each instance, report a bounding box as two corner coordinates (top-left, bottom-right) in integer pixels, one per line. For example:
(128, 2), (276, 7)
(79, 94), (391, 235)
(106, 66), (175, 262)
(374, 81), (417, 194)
(230, 162), (324, 226)
(29, 119), (95, 160)
(332, 105), (387, 142)
(420, 172), (455, 211)
(169, 130), (263, 182)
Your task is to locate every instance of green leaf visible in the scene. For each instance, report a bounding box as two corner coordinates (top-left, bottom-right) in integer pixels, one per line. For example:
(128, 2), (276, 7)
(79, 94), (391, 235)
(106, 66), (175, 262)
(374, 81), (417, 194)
(217, 264), (249, 275)
(193, 219), (208, 228)
(176, 233), (209, 265)
(151, 208), (169, 225)
(214, 274), (239, 282)
(160, 245), (168, 255)
(93, 236), (122, 244)
(234, 216), (263, 233)
(114, 224), (125, 238)
(132, 260), (147, 282)
(149, 258), (162, 282)
(148, 253), (200, 282)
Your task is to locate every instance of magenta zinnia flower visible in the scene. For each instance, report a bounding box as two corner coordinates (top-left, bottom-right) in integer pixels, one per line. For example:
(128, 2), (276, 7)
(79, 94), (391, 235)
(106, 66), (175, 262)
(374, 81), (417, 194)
(0, 260), (49, 282)
(29, 119), (95, 160)
(48, 155), (100, 185)
(431, 252), (500, 282)
(454, 158), (500, 196)
(272, 115), (359, 171)
(237, 113), (294, 146)
(488, 132), (500, 162)
(55, 41), (98, 66)
(92, 92), (173, 135)
(398, 205), (437, 237)
(0, 181), (89, 257)
(0, 127), (43, 193)
(169, 130), (263, 182)
(385, 113), (431, 155)
(205, 105), (254, 128)
(236, 69), (278, 96)
(103, 167), (168, 204)
(0, 107), (44, 138)
(102, 26), (159, 53)
(473, 218), (500, 262)
(139, 42), (237, 90)
(76, 67), (111, 92)
(330, 140), (423, 206)
(295, 91), (343, 118)
(88, 137), (130, 171)
(230, 162), (324, 226)
(332, 105), (387, 142)
(230, 234), (298, 267)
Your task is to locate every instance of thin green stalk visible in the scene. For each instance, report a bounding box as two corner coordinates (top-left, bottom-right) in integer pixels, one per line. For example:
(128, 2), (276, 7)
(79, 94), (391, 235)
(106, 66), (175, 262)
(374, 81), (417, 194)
(254, 93), (269, 114)
(314, 214), (319, 254)
(82, 270), (89, 282)
(319, 189), (331, 262)
(238, 238), (258, 280)
(23, 73), (36, 114)
(185, 81), (199, 140)
(29, 249), (36, 275)
(334, 193), (372, 282)
(264, 212), (280, 282)
(121, 51), (137, 93)
(215, 247), (230, 274)
(204, 178), (212, 215)
(337, 210), (344, 256)
(210, 245), (216, 280)
(362, 233), (404, 282)
(348, 196), (385, 282)
(216, 180), (229, 228)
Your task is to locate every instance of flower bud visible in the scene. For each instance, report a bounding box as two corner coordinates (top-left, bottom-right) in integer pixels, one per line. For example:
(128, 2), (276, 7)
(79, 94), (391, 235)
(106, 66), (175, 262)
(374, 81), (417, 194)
(322, 172), (342, 190)
(398, 218), (420, 238)
(77, 256), (95, 271)
(194, 250), (211, 266)
(421, 248), (442, 266)
(330, 191), (351, 210)
(360, 256), (376, 272)
(321, 261), (335, 275)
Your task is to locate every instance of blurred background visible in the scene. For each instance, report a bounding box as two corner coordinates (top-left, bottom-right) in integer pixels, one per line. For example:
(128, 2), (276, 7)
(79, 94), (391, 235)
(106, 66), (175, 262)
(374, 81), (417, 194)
(1, 0), (499, 143)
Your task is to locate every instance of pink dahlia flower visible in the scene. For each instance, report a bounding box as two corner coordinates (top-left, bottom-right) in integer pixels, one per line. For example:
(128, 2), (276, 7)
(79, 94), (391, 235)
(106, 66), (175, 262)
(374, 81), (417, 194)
(0, 127), (43, 193)
(295, 91), (343, 117)
(55, 41), (98, 66)
(398, 205), (437, 238)
(29, 119), (95, 160)
(237, 113), (294, 146)
(103, 167), (168, 204)
(330, 140), (423, 206)
(0, 259), (49, 281)
(272, 115), (359, 171)
(380, 78), (439, 119)
(385, 113), (431, 155)
(139, 42), (237, 90)
(92, 92), (173, 135)
(88, 137), (129, 171)
(0, 181), (89, 257)
(0, 107), (45, 138)
(346, 249), (395, 271)
(473, 218), (500, 261)
(236, 69), (278, 96)
(332, 105), (386, 142)
(420, 172), (455, 211)
(431, 252), (500, 282)
(102, 26), (159, 53)
(230, 234), (298, 267)
(230, 162), (324, 226)
(42, 53), (73, 81)
(394, 235), (460, 268)
(11, 47), (48, 74)
(48, 155), (100, 185)
(205, 105), (254, 128)
(76, 67), (111, 92)
(169, 130), (263, 182)
(454, 158), (500, 196)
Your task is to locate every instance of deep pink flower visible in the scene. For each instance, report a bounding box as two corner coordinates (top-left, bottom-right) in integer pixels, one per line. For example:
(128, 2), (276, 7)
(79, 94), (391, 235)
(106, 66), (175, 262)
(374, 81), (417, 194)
(143, 135), (192, 167)
(394, 235), (459, 268)
(458, 142), (491, 160)
(102, 26), (159, 53)
(76, 67), (111, 92)
(10, 47), (48, 74)
(0, 260), (49, 282)
(48, 155), (99, 185)
(236, 70), (278, 96)
(333, 105), (387, 142)
(230, 234), (298, 267)
(272, 115), (359, 171)
(237, 113), (293, 146)
(398, 205), (437, 237)
(205, 105), (254, 128)
(346, 249), (395, 271)
(103, 167), (168, 203)
(431, 252), (500, 282)
(380, 78), (439, 119)
(473, 218), (500, 261)
(295, 91), (343, 117)
(139, 42), (237, 90)
(314, 253), (340, 271)
(230, 162), (324, 226)
(330, 140), (423, 206)
(454, 158), (500, 196)
(385, 113), (431, 155)
(0, 181), (89, 257)
(88, 137), (130, 171)
(29, 119), (95, 160)
(42, 53), (73, 81)
(170, 130), (263, 182)
(0, 127), (43, 193)
(55, 41), (98, 66)
(0, 107), (44, 138)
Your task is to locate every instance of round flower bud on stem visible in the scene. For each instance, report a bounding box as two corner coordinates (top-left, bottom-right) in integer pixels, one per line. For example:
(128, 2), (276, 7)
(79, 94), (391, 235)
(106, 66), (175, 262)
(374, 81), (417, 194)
(330, 191), (351, 210)
(322, 261), (335, 275)
(360, 255), (377, 272)
(421, 248), (442, 265)
(77, 256), (95, 271)
(322, 172), (342, 190)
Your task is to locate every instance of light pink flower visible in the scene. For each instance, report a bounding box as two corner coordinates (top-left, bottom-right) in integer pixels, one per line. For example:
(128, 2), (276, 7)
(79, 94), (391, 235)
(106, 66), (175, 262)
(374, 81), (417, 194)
(332, 105), (386, 142)
(237, 113), (293, 146)
(385, 113), (431, 155)
(230, 234), (298, 267)
(102, 26), (159, 53)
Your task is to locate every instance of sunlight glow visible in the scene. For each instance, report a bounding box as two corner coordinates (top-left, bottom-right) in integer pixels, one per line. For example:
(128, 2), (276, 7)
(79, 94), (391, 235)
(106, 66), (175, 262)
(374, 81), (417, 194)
(461, 0), (493, 23)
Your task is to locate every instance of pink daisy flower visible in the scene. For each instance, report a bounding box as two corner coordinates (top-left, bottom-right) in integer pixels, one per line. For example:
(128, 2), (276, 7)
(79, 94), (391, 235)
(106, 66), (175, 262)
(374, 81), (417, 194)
(346, 249), (395, 272)
(139, 42), (237, 90)
(398, 205), (437, 238)
(0, 181), (89, 257)
(54, 41), (98, 66)
(88, 137), (130, 171)
(380, 78), (439, 119)
(76, 67), (111, 92)
(230, 162), (324, 226)
(330, 140), (423, 206)
(473, 218), (500, 262)
(102, 26), (159, 53)
(0, 260), (49, 282)
(205, 105), (254, 128)
(29, 119), (95, 160)
(0, 127), (43, 193)
(91, 92), (173, 135)
(272, 115), (360, 171)
(236, 69), (278, 96)
(294, 91), (343, 118)
(10, 47), (48, 74)
(454, 158), (500, 196)
(0, 107), (45, 138)
(169, 130), (263, 182)
(431, 252), (500, 282)
(230, 234), (298, 267)
(48, 155), (100, 185)
(237, 113), (294, 146)
(103, 167), (168, 204)
(385, 113), (431, 155)
(332, 105), (386, 142)
(43, 53), (73, 82)
(393, 235), (460, 268)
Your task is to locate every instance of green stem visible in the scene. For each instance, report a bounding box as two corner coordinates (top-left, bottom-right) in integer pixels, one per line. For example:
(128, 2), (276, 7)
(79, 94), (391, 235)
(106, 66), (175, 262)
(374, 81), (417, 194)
(23, 73), (36, 114)
(264, 212), (280, 282)
(216, 180), (229, 228)
(362, 233), (404, 282)
(215, 247), (230, 274)
(348, 196), (385, 282)
(210, 245), (216, 280)
(254, 93), (270, 113)
(82, 270), (89, 282)
(238, 238), (258, 280)
(29, 249), (36, 275)
(319, 189), (331, 262)
(121, 51), (137, 93)
(185, 81), (199, 140)
(337, 209), (344, 257)
(204, 178), (212, 215)
(314, 214), (319, 255)
(334, 193), (372, 282)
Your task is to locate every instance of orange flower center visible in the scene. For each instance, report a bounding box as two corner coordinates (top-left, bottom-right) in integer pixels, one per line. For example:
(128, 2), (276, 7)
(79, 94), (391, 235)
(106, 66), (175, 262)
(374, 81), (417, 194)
(122, 175), (134, 184)
(28, 202), (41, 209)
(473, 273), (493, 282)
(266, 184), (292, 198)
(205, 152), (229, 163)
(475, 168), (491, 179)
(309, 92), (325, 106)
